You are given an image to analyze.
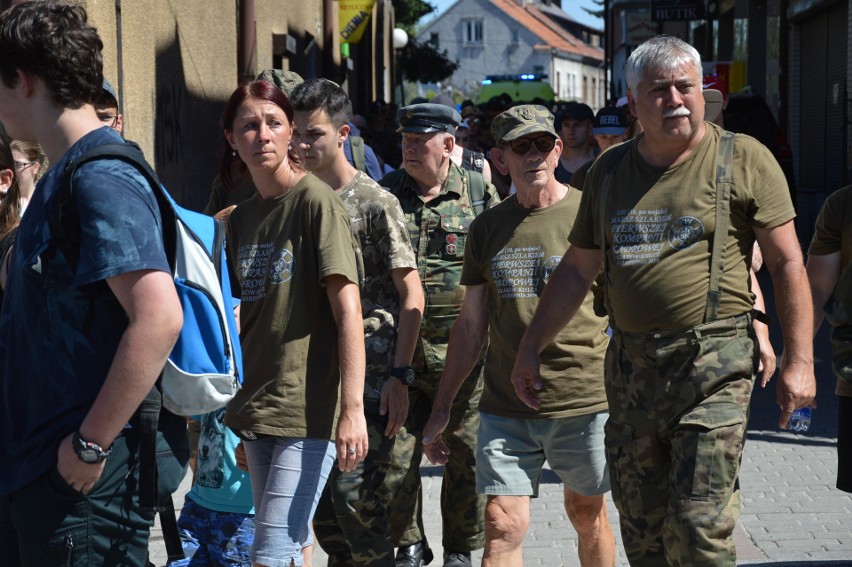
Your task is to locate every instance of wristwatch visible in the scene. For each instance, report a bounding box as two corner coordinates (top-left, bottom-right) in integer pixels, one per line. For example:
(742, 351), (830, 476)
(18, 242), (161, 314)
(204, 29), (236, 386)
(390, 366), (416, 386)
(72, 432), (112, 464)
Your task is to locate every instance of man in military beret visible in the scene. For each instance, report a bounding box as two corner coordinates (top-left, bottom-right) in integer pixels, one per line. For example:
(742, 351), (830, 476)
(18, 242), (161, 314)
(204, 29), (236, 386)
(379, 103), (500, 567)
(421, 104), (615, 566)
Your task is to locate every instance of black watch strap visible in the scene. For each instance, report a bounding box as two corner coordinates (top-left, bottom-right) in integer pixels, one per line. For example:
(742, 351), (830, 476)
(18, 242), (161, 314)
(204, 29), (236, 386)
(390, 366), (415, 386)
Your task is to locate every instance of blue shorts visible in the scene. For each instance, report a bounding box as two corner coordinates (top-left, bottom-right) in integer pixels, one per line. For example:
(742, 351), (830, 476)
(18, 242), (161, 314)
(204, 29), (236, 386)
(171, 496), (255, 566)
(243, 437), (335, 567)
(476, 411), (610, 497)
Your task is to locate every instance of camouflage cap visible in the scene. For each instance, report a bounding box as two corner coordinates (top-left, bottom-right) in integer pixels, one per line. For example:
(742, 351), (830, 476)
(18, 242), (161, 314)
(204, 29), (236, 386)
(491, 104), (557, 145)
(256, 69), (304, 97)
(397, 103), (461, 134)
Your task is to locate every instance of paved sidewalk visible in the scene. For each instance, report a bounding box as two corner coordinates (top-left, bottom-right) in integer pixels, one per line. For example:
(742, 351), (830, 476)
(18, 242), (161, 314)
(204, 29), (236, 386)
(150, 271), (852, 565)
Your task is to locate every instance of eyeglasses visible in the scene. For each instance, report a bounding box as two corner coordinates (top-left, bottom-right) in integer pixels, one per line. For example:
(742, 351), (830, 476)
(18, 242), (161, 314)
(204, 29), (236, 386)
(507, 136), (556, 155)
(13, 160), (35, 171)
(97, 112), (119, 128)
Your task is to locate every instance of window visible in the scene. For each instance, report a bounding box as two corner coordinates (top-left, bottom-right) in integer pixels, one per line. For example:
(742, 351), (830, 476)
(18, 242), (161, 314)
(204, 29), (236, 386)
(463, 19), (483, 45)
(510, 28), (519, 44)
(429, 32), (439, 47)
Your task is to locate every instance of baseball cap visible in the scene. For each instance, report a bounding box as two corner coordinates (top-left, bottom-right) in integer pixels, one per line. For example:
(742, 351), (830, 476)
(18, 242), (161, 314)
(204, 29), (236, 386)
(256, 69), (304, 97)
(397, 103), (461, 134)
(101, 79), (118, 105)
(491, 104), (557, 146)
(592, 106), (627, 136)
(557, 101), (594, 123)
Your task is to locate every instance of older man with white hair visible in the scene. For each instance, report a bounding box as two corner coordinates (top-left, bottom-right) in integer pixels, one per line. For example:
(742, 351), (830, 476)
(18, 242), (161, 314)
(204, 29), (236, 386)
(512, 35), (815, 566)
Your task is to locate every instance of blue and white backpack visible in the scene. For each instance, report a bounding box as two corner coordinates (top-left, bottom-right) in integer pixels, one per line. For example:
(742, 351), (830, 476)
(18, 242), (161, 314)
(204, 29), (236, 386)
(49, 142), (243, 416)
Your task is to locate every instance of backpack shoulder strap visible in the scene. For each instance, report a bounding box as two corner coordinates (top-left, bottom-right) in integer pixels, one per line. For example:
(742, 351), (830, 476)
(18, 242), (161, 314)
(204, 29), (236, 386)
(51, 142), (176, 270)
(704, 130), (736, 323)
(350, 135), (367, 173)
(466, 169), (487, 216)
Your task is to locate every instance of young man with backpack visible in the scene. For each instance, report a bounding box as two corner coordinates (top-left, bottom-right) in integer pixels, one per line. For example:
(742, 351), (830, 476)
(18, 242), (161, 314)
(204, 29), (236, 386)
(0, 3), (188, 566)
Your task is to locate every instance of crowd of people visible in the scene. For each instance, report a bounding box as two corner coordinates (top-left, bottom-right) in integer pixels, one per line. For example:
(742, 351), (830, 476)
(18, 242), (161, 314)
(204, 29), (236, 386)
(1, 2), (849, 567)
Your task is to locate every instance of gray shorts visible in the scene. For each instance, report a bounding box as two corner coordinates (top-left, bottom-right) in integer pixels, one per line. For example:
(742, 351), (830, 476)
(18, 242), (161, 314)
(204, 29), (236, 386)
(476, 411), (610, 497)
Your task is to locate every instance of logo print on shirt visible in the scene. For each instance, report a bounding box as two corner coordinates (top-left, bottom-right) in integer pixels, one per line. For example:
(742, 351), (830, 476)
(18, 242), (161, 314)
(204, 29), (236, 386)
(268, 249), (294, 283)
(668, 216), (704, 250)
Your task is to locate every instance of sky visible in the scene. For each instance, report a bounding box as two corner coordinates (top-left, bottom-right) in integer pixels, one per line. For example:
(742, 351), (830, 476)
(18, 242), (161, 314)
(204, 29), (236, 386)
(425, 0), (604, 30)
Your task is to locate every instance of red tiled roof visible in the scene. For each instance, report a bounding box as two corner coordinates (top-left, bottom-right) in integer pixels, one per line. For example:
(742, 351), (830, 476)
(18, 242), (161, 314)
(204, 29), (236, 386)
(489, 0), (603, 61)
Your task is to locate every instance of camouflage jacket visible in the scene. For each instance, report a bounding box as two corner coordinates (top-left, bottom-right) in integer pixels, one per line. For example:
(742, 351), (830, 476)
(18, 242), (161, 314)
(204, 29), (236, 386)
(338, 171), (418, 401)
(381, 162), (500, 372)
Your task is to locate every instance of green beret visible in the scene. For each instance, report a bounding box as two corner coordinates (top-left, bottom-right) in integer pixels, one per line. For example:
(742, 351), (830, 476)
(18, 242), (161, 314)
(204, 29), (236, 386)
(397, 103), (461, 134)
(491, 104), (557, 145)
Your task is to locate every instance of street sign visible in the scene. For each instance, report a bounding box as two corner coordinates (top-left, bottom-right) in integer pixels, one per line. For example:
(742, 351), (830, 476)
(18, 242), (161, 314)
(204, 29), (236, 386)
(651, 1), (706, 21)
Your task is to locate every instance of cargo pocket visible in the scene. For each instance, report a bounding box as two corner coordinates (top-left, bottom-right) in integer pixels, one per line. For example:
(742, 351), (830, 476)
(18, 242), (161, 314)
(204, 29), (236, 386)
(604, 419), (643, 518)
(674, 403), (745, 502)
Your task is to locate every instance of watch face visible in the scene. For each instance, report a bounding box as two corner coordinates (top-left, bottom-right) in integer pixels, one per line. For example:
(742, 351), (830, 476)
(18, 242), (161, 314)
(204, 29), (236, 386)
(79, 448), (100, 463)
(402, 368), (415, 385)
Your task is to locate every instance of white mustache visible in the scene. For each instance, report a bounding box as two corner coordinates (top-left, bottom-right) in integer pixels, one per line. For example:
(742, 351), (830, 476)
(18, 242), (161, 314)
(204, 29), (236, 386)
(663, 107), (691, 118)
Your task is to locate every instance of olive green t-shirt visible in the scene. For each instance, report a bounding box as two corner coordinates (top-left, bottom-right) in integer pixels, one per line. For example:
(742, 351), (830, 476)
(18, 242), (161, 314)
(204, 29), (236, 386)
(808, 184), (852, 397)
(462, 190), (609, 418)
(570, 123), (795, 333)
(224, 175), (360, 439)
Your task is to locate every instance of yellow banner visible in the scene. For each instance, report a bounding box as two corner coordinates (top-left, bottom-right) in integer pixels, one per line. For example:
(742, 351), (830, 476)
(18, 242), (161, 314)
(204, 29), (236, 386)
(339, 0), (376, 44)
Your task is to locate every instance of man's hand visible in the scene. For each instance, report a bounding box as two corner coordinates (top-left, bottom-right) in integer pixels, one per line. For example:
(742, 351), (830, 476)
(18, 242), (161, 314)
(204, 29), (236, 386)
(235, 441), (249, 473)
(422, 406), (452, 465)
(380, 378), (409, 438)
(510, 347), (543, 411)
(755, 323), (777, 387)
(776, 359), (817, 429)
(335, 409), (368, 472)
(57, 433), (105, 495)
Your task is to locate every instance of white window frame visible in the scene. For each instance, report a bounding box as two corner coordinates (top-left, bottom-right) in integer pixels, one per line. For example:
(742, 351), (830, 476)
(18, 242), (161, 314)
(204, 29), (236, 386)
(463, 18), (484, 45)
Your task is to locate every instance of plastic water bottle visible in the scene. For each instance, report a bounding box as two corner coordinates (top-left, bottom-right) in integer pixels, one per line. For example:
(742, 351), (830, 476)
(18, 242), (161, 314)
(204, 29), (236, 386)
(786, 407), (812, 432)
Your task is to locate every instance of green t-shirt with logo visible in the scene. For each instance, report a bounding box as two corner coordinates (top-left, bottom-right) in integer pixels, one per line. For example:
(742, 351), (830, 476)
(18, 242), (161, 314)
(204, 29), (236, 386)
(462, 190), (609, 418)
(224, 174), (360, 439)
(570, 123), (795, 333)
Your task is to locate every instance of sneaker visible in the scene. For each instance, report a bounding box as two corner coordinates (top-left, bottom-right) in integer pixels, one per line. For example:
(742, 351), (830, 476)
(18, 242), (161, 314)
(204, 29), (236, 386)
(443, 551), (472, 567)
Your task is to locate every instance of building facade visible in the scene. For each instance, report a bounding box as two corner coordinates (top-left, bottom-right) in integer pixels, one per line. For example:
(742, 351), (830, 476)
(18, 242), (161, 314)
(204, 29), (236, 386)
(0, 0), (397, 210)
(418, 0), (605, 108)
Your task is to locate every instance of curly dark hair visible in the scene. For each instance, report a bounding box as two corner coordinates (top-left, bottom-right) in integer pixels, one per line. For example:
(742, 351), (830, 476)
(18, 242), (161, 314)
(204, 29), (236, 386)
(0, 1), (103, 109)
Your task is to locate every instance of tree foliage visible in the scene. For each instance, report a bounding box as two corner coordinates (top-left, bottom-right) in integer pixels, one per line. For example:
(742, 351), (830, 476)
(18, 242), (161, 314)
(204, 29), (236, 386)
(583, 0), (604, 19)
(392, 0), (457, 84)
(399, 38), (459, 83)
(393, 0), (435, 33)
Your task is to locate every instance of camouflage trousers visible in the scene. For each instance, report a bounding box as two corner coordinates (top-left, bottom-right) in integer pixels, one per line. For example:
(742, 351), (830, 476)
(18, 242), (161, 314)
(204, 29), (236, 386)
(605, 314), (757, 567)
(314, 405), (397, 566)
(377, 365), (486, 552)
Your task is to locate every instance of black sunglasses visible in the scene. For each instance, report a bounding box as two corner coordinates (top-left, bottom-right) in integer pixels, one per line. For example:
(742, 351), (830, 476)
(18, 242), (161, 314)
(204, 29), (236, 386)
(508, 136), (556, 155)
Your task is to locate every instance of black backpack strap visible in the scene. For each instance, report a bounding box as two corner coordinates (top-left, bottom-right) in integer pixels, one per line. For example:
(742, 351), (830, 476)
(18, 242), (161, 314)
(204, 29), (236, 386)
(136, 386), (164, 511)
(160, 495), (185, 562)
(51, 142), (176, 271)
